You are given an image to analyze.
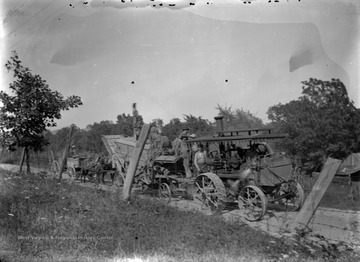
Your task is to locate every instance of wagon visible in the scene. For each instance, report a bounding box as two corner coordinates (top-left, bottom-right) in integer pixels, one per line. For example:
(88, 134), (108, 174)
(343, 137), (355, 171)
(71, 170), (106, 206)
(66, 156), (87, 180)
(49, 155), (85, 177)
(65, 155), (96, 181)
(67, 155), (122, 186)
(48, 152), (87, 179)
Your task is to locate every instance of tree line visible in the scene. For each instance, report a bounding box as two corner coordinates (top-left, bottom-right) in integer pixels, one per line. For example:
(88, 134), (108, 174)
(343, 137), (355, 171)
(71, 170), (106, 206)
(46, 105), (264, 156)
(1, 52), (360, 174)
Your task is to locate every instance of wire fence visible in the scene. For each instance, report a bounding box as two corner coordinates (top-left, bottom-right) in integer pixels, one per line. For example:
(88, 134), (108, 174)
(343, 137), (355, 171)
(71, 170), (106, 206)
(0, 149), (62, 171)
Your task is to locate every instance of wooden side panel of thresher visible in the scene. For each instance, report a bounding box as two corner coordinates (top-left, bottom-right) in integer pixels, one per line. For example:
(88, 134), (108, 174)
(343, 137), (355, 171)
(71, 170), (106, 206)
(101, 135), (151, 173)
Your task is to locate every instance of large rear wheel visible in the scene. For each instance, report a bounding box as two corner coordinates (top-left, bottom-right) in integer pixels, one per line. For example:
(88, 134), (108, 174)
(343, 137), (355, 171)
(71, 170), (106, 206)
(238, 185), (267, 221)
(193, 173), (227, 213)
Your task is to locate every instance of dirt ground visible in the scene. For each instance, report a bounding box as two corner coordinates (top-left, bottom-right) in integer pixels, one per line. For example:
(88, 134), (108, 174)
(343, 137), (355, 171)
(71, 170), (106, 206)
(1, 163), (359, 253)
(169, 196), (360, 247)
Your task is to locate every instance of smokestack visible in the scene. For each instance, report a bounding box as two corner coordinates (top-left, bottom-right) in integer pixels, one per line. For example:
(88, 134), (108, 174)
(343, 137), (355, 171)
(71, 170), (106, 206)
(214, 115), (224, 136)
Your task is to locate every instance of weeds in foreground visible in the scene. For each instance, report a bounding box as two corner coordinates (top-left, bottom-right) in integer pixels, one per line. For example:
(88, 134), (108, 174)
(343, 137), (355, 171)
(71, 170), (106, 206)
(0, 170), (357, 262)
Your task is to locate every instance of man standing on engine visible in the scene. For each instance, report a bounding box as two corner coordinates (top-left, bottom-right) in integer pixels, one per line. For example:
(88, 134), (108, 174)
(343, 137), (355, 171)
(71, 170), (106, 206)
(194, 144), (207, 174)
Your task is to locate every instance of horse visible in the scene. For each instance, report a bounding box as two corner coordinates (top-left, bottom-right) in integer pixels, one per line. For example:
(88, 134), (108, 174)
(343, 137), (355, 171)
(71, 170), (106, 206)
(79, 157), (103, 183)
(97, 161), (118, 185)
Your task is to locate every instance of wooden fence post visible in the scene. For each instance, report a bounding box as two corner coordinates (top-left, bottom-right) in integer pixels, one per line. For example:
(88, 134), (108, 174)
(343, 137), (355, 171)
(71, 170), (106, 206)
(19, 147), (26, 173)
(291, 157), (342, 232)
(57, 126), (75, 181)
(123, 123), (151, 202)
(50, 150), (55, 163)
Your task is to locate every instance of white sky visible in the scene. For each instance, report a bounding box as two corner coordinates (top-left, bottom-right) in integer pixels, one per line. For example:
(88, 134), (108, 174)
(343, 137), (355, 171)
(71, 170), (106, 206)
(1, 0), (359, 129)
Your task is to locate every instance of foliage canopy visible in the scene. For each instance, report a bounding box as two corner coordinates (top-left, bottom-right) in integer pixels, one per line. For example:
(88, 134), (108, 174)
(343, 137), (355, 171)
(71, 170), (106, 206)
(216, 105), (264, 130)
(0, 51), (82, 170)
(267, 78), (360, 171)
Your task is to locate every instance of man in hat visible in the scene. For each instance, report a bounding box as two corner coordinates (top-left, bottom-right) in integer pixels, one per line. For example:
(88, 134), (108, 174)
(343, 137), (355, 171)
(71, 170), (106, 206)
(149, 126), (163, 165)
(194, 143), (207, 174)
(179, 127), (190, 139)
(69, 145), (77, 157)
(171, 127), (190, 156)
(179, 135), (192, 178)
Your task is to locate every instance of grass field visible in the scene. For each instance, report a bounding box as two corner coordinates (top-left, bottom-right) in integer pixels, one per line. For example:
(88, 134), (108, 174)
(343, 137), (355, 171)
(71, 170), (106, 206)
(0, 169), (358, 262)
(295, 172), (360, 211)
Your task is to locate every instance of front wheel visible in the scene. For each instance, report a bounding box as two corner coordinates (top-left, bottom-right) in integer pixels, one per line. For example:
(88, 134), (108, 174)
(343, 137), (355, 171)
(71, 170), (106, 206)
(158, 183), (171, 204)
(276, 180), (304, 211)
(193, 173), (227, 213)
(238, 185), (267, 221)
(67, 167), (76, 179)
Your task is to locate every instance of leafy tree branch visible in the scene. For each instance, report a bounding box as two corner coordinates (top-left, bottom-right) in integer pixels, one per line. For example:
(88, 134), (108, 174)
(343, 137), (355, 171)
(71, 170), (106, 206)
(0, 51), (83, 173)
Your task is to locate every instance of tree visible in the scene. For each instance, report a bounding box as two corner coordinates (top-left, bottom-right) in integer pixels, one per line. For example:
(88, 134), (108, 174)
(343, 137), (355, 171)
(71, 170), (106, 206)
(83, 120), (119, 153)
(216, 105), (264, 130)
(183, 114), (213, 137)
(162, 118), (185, 141)
(0, 51), (82, 173)
(162, 107), (263, 142)
(151, 118), (164, 133)
(116, 113), (141, 137)
(47, 128), (69, 158)
(48, 125), (83, 157)
(267, 78), (360, 171)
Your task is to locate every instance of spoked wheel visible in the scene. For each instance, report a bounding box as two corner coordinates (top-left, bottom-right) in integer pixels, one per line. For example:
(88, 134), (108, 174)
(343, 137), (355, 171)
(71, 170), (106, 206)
(113, 172), (125, 187)
(67, 167), (76, 179)
(193, 173), (227, 213)
(137, 172), (153, 191)
(74, 168), (81, 180)
(93, 164), (103, 184)
(89, 173), (97, 183)
(158, 183), (171, 204)
(276, 180), (304, 211)
(51, 161), (60, 173)
(168, 178), (180, 191)
(238, 185), (267, 221)
(199, 165), (213, 174)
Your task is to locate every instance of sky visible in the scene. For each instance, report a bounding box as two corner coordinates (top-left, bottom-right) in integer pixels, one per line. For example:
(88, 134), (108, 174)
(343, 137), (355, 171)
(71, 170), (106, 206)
(1, 0), (359, 129)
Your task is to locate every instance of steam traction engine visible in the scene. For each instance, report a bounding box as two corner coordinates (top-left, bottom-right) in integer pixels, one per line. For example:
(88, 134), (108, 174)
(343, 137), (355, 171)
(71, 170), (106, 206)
(186, 116), (304, 221)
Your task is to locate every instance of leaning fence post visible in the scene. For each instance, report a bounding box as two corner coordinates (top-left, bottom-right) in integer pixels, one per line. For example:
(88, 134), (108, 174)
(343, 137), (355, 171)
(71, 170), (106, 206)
(123, 123), (151, 202)
(50, 150), (55, 163)
(57, 125), (75, 181)
(291, 157), (342, 232)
